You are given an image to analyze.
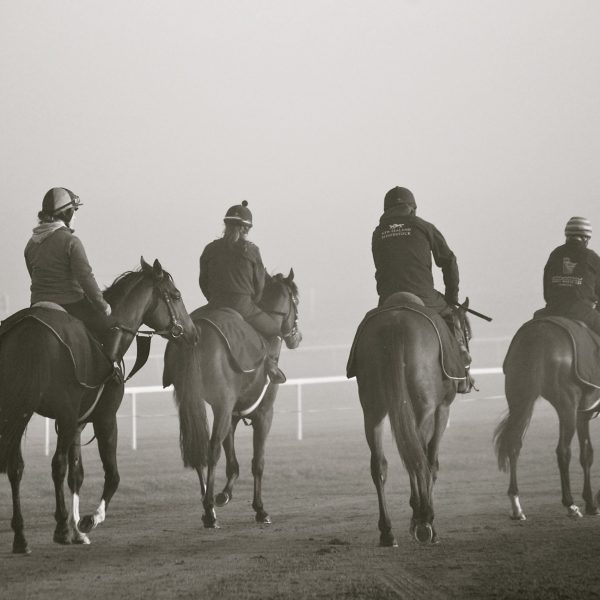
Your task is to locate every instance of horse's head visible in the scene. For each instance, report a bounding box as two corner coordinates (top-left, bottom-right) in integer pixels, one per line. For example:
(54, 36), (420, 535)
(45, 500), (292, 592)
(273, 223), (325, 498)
(104, 257), (198, 355)
(262, 269), (302, 349)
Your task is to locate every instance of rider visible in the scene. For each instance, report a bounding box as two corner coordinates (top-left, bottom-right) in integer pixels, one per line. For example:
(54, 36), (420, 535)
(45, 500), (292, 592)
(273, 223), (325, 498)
(199, 200), (287, 384)
(371, 186), (473, 392)
(24, 187), (114, 347)
(541, 216), (600, 335)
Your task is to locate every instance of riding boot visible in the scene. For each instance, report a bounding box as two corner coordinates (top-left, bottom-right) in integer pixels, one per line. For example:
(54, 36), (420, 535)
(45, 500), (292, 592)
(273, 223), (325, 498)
(102, 327), (124, 384)
(442, 311), (475, 394)
(266, 336), (286, 384)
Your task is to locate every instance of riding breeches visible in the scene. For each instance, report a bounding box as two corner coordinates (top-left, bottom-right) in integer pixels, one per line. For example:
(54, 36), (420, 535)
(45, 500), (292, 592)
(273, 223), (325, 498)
(60, 298), (112, 342)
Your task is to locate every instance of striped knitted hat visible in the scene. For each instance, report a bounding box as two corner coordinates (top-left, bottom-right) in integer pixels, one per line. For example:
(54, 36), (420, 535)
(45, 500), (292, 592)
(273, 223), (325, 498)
(565, 216), (592, 238)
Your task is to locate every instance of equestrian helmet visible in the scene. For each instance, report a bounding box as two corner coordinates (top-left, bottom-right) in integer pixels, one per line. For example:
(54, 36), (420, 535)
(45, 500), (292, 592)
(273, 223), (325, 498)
(42, 188), (82, 216)
(384, 186), (417, 210)
(565, 216), (592, 239)
(224, 200), (252, 227)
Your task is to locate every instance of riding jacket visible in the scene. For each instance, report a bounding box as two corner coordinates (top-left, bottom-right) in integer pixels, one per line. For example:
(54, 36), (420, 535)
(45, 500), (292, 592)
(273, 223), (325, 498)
(24, 224), (108, 312)
(199, 238), (279, 337)
(372, 207), (459, 308)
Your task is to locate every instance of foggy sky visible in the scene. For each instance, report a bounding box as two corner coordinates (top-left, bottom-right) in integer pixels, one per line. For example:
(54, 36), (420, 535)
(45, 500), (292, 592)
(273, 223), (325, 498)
(2, 1), (599, 345)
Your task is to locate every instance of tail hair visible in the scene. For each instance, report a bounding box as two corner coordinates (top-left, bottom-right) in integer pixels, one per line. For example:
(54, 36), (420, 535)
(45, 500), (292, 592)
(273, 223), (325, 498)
(167, 341), (209, 469)
(493, 401), (536, 472)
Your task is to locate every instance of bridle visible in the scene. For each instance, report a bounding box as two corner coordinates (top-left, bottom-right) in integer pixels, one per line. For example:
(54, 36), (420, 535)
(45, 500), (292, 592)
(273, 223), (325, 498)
(115, 282), (184, 341)
(269, 282), (300, 344)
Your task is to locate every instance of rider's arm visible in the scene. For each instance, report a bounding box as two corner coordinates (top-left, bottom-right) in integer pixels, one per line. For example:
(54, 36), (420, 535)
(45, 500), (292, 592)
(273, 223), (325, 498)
(251, 245), (266, 303)
(199, 246), (212, 301)
(67, 235), (109, 313)
(429, 224), (459, 304)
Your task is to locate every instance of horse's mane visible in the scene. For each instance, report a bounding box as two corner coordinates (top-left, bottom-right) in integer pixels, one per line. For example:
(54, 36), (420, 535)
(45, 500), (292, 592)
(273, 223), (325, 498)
(103, 267), (174, 303)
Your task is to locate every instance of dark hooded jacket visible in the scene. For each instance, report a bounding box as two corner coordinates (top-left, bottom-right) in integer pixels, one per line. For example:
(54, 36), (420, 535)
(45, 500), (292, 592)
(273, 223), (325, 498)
(372, 207), (459, 303)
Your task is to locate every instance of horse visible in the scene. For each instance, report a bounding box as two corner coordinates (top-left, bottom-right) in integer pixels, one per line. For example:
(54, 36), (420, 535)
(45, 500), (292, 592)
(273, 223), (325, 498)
(353, 293), (470, 546)
(0, 257), (197, 554)
(163, 270), (301, 528)
(494, 319), (600, 520)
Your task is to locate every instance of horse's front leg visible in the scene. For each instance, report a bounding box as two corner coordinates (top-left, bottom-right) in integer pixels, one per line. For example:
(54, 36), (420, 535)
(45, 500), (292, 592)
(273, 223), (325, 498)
(67, 427), (90, 544)
(251, 407), (274, 524)
(79, 415), (120, 534)
(215, 418), (240, 508)
(577, 413), (598, 515)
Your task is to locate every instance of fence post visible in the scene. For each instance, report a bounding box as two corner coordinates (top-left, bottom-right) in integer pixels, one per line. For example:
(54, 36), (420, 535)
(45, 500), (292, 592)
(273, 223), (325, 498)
(296, 384), (303, 441)
(131, 393), (137, 450)
(45, 417), (50, 457)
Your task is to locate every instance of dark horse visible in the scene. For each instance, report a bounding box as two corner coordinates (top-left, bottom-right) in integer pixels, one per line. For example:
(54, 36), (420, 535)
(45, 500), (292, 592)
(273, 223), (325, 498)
(0, 258), (197, 554)
(164, 270), (301, 528)
(354, 295), (468, 546)
(495, 319), (600, 520)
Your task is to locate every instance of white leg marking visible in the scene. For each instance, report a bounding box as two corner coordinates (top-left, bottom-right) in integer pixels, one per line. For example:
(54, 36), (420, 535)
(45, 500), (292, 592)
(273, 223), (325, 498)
(568, 504), (583, 518)
(92, 500), (106, 528)
(509, 495), (526, 520)
(70, 493), (91, 544)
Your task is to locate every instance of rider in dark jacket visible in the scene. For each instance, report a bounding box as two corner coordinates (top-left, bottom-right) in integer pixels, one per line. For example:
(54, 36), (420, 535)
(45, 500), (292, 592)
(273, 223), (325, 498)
(542, 216), (600, 335)
(25, 188), (113, 343)
(372, 186), (473, 392)
(199, 201), (287, 384)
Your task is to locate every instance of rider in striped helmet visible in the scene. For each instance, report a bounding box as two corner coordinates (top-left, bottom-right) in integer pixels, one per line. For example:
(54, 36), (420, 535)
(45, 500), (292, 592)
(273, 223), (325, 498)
(542, 216), (600, 334)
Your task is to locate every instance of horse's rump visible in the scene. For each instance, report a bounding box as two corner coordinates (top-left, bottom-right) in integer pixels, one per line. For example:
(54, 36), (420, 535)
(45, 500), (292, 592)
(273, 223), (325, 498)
(504, 317), (600, 390)
(347, 302), (465, 381)
(189, 306), (266, 373)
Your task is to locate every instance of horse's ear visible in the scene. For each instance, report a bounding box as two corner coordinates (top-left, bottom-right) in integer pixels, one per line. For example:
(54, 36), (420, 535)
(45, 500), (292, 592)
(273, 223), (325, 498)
(140, 256), (152, 272)
(287, 268), (294, 282)
(152, 259), (164, 280)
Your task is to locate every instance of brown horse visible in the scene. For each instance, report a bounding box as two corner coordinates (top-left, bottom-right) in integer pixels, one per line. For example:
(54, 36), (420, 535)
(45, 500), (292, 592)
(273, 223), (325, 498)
(163, 270), (301, 528)
(495, 319), (600, 520)
(0, 258), (197, 554)
(354, 295), (468, 546)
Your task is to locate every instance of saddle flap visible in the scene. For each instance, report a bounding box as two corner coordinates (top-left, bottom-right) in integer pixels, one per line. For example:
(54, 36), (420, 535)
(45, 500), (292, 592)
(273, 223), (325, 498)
(191, 306), (267, 373)
(0, 307), (112, 388)
(346, 301), (467, 381)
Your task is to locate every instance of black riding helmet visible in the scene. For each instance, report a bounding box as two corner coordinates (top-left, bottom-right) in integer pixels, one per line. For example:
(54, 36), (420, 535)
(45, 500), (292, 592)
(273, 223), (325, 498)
(224, 200), (252, 227)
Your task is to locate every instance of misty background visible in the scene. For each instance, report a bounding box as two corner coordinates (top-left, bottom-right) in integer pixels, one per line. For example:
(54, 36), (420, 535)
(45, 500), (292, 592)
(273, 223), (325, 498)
(2, 1), (599, 375)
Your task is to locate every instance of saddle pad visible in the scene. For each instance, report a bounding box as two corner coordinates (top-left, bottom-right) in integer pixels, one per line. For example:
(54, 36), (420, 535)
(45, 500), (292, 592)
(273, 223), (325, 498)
(0, 307), (112, 389)
(346, 302), (466, 380)
(191, 306), (266, 373)
(504, 316), (600, 389)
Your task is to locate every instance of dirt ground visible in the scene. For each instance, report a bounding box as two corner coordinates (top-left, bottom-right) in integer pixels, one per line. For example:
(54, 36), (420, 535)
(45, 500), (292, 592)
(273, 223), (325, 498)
(3, 383), (600, 600)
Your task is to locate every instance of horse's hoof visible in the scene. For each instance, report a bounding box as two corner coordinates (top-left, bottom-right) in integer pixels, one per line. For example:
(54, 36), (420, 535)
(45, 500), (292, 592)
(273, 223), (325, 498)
(12, 544), (31, 555)
(72, 533), (91, 545)
(53, 532), (71, 545)
(256, 513), (271, 525)
(567, 505), (583, 518)
(413, 523), (433, 544)
(215, 492), (230, 507)
(78, 516), (95, 534)
(585, 506), (600, 516)
(379, 533), (398, 547)
(510, 512), (527, 521)
(201, 515), (220, 529)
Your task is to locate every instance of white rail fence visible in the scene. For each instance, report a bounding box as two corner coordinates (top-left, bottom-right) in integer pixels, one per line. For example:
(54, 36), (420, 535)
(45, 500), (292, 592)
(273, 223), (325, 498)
(40, 367), (502, 455)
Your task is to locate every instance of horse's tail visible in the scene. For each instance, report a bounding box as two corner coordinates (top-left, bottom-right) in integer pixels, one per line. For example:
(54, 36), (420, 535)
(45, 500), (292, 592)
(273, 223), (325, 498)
(494, 358), (539, 473)
(166, 339), (209, 469)
(0, 330), (51, 473)
(384, 329), (431, 496)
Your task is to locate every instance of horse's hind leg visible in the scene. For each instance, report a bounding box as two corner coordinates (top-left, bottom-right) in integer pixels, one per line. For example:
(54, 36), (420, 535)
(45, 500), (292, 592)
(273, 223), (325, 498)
(8, 444), (30, 554)
(67, 429), (90, 544)
(215, 418), (240, 508)
(363, 408), (396, 547)
(554, 403), (581, 517)
(79, 415), (120, 534)
(576, 413), (598, 515)
(251, 406), (274, 524)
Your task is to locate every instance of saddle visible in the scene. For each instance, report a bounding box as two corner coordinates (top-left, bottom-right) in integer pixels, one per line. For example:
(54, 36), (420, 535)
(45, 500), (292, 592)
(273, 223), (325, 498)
(346, 299), (467, 381)
(504, 316), (600, 390)
(0, 306), (113, 388)
(191, 306), (267, 373)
